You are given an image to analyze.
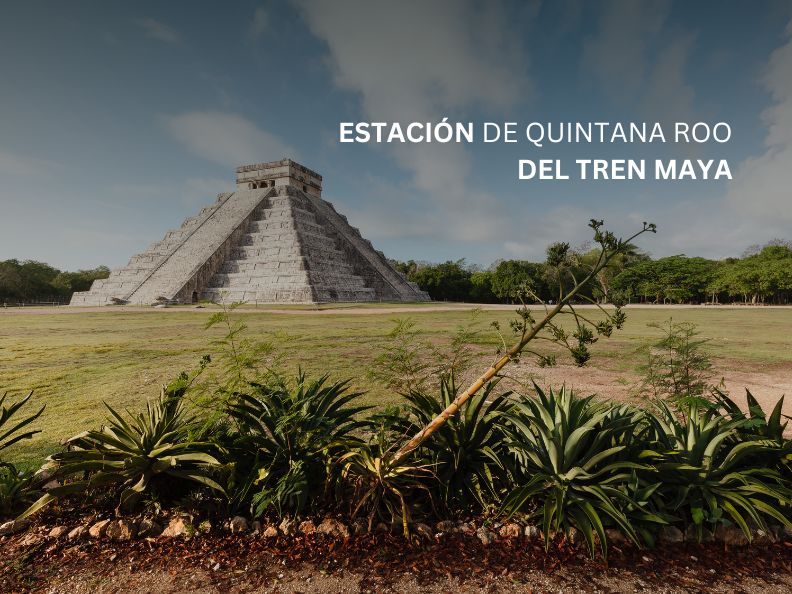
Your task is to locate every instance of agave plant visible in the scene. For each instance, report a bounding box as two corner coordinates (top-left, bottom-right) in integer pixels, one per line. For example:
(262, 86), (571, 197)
(21, 387), (224, 518)
(227, 371), (370, 517)
(338, 421), (433, 537)
(395, 375), (514, 512)
(0, 391), (45, 464)
(501, 385), (661, 558)
(648, 400), (792, 541)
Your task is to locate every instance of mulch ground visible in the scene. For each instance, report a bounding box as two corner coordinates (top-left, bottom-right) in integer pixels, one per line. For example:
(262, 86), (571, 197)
(2, 526), (792, 593)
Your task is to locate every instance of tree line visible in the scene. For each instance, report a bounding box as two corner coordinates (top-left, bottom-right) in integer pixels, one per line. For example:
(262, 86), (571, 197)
(0, 260), (109, 303)
(394, 240), (792, 305)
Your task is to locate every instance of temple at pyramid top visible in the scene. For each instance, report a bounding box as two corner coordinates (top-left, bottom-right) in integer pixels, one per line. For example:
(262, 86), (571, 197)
(70, 159), (430, 306)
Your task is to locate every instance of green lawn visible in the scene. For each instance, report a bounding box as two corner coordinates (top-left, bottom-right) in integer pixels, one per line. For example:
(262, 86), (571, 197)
(1, 304), (791, 467)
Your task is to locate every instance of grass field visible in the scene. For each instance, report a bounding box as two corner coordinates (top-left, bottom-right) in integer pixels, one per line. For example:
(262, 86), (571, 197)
(1, 304), (791, 467)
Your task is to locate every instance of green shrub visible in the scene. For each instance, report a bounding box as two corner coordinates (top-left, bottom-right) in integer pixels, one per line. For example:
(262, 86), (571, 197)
(339, 422), (433, 537)
(0, 466), (36, 516)
(648, 400), (792, 541)
(0, 391), (44, 460)
(226, 371), (370, 518)
(395, 375), (513, 512)
(21, 383), (225, 518)
(501, 386), (663, 557)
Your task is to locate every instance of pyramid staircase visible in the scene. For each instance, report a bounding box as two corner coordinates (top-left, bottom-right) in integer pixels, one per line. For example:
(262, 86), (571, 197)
(70, 159), (429, 306)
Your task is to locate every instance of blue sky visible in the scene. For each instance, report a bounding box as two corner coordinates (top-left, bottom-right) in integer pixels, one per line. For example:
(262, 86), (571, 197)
(1, 0), (791, 270)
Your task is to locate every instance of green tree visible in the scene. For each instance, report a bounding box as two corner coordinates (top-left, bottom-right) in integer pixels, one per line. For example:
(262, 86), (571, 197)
(411, 260), (472, 302)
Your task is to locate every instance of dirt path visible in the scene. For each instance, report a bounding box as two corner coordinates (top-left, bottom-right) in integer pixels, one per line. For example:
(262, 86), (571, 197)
(2, 303), (791, 316)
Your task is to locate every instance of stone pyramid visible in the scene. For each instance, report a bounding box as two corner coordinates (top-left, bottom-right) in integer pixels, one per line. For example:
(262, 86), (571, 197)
(71, 159), (430, 305)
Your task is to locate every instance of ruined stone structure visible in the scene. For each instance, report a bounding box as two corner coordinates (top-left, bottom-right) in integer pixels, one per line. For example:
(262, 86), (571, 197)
(71, 159), (430, 305)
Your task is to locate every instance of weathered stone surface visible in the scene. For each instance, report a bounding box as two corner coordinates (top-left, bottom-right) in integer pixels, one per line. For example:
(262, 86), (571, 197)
(48, 526), (68, 539)
(299, 520), (316, 534)
(351, 518), (368, 535)
(229, 516), (248, 534)
(137, 518), (162, 538)
(604, 528), (626, 545)
(71, 159), (430, 306)
(105, 519), (137, 541)
(198, 519), (213, 534)
(67, 525), (87, 540)
(251, 520), (262, 534)
(524, 525), (540, 540)
(317, 518), (349, 539)
(278, 518), (295, 536)
(436, 520), (456, 533)
(161, 517), (190, 538)
(414, 523), (433, 540)
(658, 526), (684, 544)
(476, 526), (497, 546)
(714, 525), (749, 546)
(0, 519), (31, 536)
(262, 526), (279, 538)
(498, 523), (522, 539)
(88, 519), (111, 539)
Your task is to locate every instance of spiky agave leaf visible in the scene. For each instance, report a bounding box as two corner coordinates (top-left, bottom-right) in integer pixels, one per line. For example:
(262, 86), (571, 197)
(502, 385), (659, 558)
(227, 370), (371, 517)
(20, 388), (224, 519)
(647, 400), (792, 542)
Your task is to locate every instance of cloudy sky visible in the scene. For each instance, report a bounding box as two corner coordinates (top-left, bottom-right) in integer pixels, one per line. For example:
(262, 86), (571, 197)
(1, 0), (791, 270)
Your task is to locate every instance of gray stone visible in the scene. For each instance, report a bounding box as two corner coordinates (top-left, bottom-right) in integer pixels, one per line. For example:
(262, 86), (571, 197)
(476, 526), (497, 546)
(351, 518), (368, 535)
(137, 518), (162, 538)
(658, 526), (684, 544)
(71, 159), (430, 307)
(524, 525), (540, 540)
(0, 519), (31, 536)
(604, 528), (627, 545)
(161, 517), (190, 538)
(413, 523), (433, 540)
(498, 523), (522, 539)
(299, 520), (316, 534)
(105, 519), (137, 541)
(88, 519), (111, 539)
(714, 525), (749, 546)
(251, 520), (262, 534)
(278, 518), (295, 536)
(48, 526), (68, 539)
(229, 516), (248, 534)
(435, 520), (456, 533)
(317, 518), (349, 539)
(67, 525), (87, 540)
(753, 528), (777, 545)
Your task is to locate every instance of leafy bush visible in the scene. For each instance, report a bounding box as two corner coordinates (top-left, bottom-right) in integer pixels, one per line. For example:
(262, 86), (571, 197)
(395, 375), (513, 512)
(501, 386), (663, 557)
(648, 400), (792, 541)
(226, 371), (370, 518)
(0, 391), (44, 516)
(339, 422), (433, 537)
(22, 383), (225, 518)
(0, 391), (44, 460)
(638, 319), (713, 403)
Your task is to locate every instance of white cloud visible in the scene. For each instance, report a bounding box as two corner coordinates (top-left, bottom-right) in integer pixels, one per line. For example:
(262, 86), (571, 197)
(582, 1), (696, 124)
(725, 21), (792, 224)
(249, 7), (269, 39)
(165, 111), (296, 168)
(136, 18), (181, 45)
(294, 0), (532, 242)
(0, 150), (59, 176)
